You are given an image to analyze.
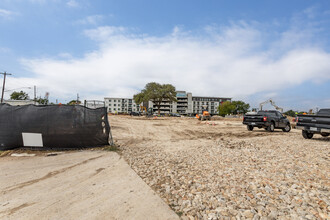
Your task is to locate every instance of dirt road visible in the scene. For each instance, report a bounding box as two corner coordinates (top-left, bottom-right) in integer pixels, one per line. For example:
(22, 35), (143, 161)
(111, 116), (329, 219)
(0, 151), (179, 220)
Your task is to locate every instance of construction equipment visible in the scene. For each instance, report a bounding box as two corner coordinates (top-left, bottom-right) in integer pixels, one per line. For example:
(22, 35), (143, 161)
(140, 105), (147, 113)
(139, 105), (153, 116)
(196, 105), (211, 121)
(259, 99), (283, 112)
(139, 105), (148, 116)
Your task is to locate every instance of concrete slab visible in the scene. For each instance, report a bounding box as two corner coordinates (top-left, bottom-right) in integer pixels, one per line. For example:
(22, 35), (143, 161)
(0, 151), (179, 220)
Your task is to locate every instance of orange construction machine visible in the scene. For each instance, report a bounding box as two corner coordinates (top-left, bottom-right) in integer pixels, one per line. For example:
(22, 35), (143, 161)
(196, 105), (211, 121)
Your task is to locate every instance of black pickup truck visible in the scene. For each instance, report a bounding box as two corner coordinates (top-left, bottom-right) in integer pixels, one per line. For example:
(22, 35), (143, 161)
(296, 109), (330, 139)
(243, 110), (291, 132)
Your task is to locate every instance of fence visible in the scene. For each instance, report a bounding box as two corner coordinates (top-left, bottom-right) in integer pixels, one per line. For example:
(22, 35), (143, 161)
(0, 103), (112, 150)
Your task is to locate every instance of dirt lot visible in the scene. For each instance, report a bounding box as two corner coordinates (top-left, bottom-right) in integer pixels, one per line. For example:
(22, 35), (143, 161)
(111, 115), (329, 220)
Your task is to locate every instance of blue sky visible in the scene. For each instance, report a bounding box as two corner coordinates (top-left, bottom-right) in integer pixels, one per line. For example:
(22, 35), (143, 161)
(1, 0), (330, 111)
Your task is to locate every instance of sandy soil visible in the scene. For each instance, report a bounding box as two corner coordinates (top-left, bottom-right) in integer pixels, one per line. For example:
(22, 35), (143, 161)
(110, 115), (329, 219)
(0, 150), (179, 220)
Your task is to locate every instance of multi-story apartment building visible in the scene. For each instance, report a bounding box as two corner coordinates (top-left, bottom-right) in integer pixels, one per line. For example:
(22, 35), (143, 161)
(105, 91), (231, 115)
(104, 97), (139, 113)
(146, 91), (193, 115)
(192, 96), (231, 115)
(176, 91), (193, 114)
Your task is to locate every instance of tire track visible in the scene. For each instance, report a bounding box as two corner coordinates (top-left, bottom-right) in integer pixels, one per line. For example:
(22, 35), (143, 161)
(2, 155), (104, 193)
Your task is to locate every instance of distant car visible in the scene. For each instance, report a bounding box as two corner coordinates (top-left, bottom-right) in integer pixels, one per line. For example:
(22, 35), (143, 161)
(130, 112), (141, 116)
(153, 113), (165, 117)
(169, 113), (181, 117)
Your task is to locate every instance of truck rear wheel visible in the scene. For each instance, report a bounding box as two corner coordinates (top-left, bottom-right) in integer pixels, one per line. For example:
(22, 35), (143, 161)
(247, 125), (254, 131)
(267, 122), (275, 132)
(282, 124), (291, 132)
(321, 133), (329, 137)
(302, 130), (313, 139)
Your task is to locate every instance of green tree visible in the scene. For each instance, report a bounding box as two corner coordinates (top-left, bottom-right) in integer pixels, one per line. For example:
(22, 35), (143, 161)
(284, 110), (296, 117)
(133, 82), (177, 115)
(218, 101), (235, 117)
(232, 101), (250, 114)
(10, 91), (29, 100)
(67, 100), (81, 105)
(35, 97), (48, 105)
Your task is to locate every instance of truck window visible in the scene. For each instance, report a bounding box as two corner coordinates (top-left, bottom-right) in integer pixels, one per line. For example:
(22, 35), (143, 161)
(276, 112), (283, 117)
(317, 109), (330, 115)
(263, 112), (275, 116)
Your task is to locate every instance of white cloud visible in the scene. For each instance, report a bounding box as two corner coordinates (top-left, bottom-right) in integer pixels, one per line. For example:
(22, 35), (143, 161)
(0, 9), (15, 19)
(0, 47), (11, 53)
(83, 26), (128, 41)
(74, 15), (104, 25)
(13, 22), (330, 102)
(66, 0), (79, 8)
(26, 0), (59, 3)
(303, 6), (318, 19)
(57, 52), (73, 59)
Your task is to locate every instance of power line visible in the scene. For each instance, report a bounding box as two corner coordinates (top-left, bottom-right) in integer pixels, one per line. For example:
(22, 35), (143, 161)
(7, 77), (33, 88)
(1, 71), (13, 103)
(4, 87), (32, 92)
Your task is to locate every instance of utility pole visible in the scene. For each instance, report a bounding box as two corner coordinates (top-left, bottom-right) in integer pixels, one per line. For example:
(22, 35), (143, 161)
(34, 85), (36, 105)
(1, 72), (12, 103)
(76, 93), (79, 105)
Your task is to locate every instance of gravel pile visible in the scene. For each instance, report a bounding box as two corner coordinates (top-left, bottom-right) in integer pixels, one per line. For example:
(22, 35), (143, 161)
(110, 116), (329, 219)
(121, 137), (329, 219)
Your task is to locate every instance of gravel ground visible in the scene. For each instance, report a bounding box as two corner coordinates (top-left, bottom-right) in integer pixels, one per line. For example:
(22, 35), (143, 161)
(110, 115), (329, 220)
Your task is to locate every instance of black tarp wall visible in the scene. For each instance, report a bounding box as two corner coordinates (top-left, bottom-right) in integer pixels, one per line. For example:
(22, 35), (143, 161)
(0, 104), (110, 150)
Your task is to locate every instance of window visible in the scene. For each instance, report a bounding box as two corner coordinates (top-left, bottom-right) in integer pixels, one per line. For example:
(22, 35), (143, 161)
(114, 100), (116, 102)
(118, 108), (120, 111)
(114, 108), (116, 110)
(109, 104), (111, 106)
(114, 104), (116, 106)
(276, 112), (283, 117)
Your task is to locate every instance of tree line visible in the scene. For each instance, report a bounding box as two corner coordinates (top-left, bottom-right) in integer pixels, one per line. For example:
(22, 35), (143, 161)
(9, 91), (79, 105)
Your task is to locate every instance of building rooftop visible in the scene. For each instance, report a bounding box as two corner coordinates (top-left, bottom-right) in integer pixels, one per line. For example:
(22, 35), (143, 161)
(192, 96), (231, 99)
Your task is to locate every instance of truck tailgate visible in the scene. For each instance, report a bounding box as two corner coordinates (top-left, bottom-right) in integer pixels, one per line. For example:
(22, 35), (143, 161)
(297, 115), (330, 129)
(244, 115), (264, 123)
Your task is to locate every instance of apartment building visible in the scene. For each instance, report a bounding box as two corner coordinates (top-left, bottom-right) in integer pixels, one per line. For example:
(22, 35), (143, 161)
(147, 91), (231, 115)
(104, 97), (139, 113)
(192, 96), (231, 115)
(146, 91), (193, 115)
(105, 91), (231, 115)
